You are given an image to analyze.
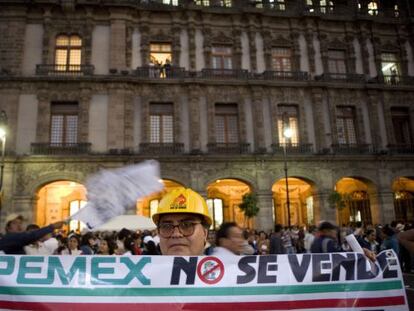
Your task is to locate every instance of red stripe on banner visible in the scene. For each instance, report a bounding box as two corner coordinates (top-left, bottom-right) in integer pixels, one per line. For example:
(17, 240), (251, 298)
(0, 296), (406, 311)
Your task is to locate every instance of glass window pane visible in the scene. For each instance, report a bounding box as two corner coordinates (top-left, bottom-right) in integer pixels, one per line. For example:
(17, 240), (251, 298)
(227, 115), (239, 143)
(69, 49), (81, 66)
(150, 115), (161, 143)
(65, 115), (78, 144)
(162, 115), (174, 143)
(56, 35), (69, 46)
(70, 36), (82, 47)
(51, 115), (64, 144)
(215, 116), (226, 143)
(55, 49), (67, 69)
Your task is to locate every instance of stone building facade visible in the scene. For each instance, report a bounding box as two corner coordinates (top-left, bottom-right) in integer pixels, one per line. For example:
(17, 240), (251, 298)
(0, 0), (413, 231)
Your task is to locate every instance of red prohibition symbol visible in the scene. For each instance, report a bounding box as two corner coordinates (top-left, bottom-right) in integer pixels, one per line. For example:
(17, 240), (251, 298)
(197, 256), (225, 285)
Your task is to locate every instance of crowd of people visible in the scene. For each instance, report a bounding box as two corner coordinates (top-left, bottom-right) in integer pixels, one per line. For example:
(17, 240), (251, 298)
(0, 210), (412, 268)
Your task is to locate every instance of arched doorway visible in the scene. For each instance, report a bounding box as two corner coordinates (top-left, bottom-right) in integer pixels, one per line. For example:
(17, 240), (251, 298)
(393, 177), (414, 222)
(272, 178), (314, 227)
(137, 179), (185, 218)
(206, 179), (251, 229)
(36, 181), (87, 233)
(335, 177), (373, 225)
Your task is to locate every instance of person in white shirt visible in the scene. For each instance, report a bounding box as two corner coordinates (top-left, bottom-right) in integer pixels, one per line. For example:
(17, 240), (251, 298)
(212, 222), (245, 256)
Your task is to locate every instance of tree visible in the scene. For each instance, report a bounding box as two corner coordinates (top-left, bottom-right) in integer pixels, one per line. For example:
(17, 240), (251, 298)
(239, 193), (259, 228)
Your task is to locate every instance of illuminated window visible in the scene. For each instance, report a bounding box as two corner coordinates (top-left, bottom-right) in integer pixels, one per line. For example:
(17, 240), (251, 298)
(150, 103), (174, 143)
(320, 0), (333, 13)
(150, 43), (172, 66)
(394, 5), (399, 17)
(391, 107), (412, 145)
(349, 191), (372, 224)
(367, 1), (378, 15)
(162, 0), (179, 5)
(271, 48), (292, 72)
(221, 0), (232, 7)
(150, 199), (159, 218)
(268, 0), (285, 10)
(50, 102), (78, 144)
(328, 50), (347, 76)
(212, 46), (232, 70)
(69, 200), (86, 232)
(381, 53), (400, 84)
(215, 104), (239, 143)
(55, 35), (82, 71)
(336, 106), (357, 145)
(306, 0), (314, 12)
(195, 0), (210, 6)
(206, 198), (224, 230)
(278, 105), (299, 144)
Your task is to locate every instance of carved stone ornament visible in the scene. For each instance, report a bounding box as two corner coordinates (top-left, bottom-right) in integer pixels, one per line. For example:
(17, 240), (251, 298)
(150, 29), (172, 43)
(328, 38), (347, 50)
(271, 35), (292, 47)
(211, 31), (233, 45)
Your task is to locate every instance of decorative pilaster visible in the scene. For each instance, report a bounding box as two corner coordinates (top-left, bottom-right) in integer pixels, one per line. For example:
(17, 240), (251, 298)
(188, 86), (201, 152)
(256, 191), (274, 232)
(251, 87), (265, 152)
(311, 88), (326, 152)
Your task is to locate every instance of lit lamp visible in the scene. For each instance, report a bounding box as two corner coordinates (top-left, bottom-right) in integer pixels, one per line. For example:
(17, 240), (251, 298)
(0, 110), (7, 221)
(283, 126), (293, 228)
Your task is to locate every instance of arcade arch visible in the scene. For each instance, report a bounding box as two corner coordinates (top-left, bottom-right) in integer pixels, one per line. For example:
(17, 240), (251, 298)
(136, 179), (185, 218)
(392, 177), (414, 222)
(206, 179), (251, 229)
(36, 180), (87, 232)
(272, 178), (315, 227)
(335, 177), (375, 225)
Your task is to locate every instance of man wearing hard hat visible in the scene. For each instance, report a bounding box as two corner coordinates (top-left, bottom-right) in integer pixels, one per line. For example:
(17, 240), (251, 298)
(152, 188), (212, 256)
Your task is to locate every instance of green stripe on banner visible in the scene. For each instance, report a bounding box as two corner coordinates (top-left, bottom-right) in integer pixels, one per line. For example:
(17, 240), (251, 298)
(0, 280), (403, 297)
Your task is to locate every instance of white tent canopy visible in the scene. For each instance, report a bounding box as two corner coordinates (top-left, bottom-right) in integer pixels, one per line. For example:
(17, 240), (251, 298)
(92, 215), (157, 232)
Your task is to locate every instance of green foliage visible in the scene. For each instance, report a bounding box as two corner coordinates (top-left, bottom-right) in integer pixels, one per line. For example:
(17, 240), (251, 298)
(328, 191), (350, 210)
(239, 193), (259, 219)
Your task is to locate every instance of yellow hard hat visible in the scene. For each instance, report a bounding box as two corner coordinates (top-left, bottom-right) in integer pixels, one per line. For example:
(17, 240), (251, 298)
(152, 188), (212, 226)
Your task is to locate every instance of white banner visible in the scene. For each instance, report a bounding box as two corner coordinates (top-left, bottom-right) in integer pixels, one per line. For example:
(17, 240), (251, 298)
(0, 251), (408, 310)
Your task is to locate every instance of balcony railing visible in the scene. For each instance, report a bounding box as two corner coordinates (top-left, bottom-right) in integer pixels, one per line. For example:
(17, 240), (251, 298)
(380, 75), (414, 86)
(134, 66), (186, 79)
(261, 71), (309, 81)
(271, 143), (313, 154)
(318, 73), (365, 83)
(201, 69), (249, 79)
(139, 143), (184, 155)
(31, 143), (91, 155)
(36, 65), (94, 76)
(207, 142), (250, 154)
(331, 144), (373, 155)
(387, 144), (414, 154)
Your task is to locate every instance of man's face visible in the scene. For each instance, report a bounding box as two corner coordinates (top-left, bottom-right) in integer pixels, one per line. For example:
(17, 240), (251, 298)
(220, 226), (245, 255)
(158, 213), (208, 256)
(7, 218), (23, 233)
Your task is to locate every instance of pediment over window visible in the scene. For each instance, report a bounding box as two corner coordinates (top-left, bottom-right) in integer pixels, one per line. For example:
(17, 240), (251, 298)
(211, 32), (233, 44)
(150, 30), (172, 42)
(271, 35), (292, 47)
(381, 41), (399, 52)
(328, 38), (347, 49)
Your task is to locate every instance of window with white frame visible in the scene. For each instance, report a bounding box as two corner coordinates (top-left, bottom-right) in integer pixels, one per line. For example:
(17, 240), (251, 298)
(150, 103), (174, 143)
(277, 105), (299, 144)
(55, 35), (82, 71)
(271, 47), (292, 72)
(215, 104), (239, 143)
(336, 106), (357, 145)
(212, 46), (233, 70)
(50, 102), (78, 145)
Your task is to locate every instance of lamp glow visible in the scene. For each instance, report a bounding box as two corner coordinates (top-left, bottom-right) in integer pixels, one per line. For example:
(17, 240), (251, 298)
(283, 128), (293, 139)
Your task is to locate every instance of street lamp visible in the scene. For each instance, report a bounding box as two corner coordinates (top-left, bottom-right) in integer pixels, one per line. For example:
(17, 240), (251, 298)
(0, 110), (7, 219)
(283, 126), (293, 228)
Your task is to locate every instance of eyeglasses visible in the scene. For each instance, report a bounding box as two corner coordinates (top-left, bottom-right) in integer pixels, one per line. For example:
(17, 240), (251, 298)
(158, 221), (202, 238)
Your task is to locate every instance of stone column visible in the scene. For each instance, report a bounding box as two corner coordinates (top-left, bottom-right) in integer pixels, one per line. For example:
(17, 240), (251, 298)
(251, 87), (265, 152)
(109, 11), (128, 70)
(248, 26), (257, 73)
(311, 88), (326, 152)
(188, 86), (201, 153)
(255, 190), (274, 231)
(313, 191), (336, 223)
(107, 88), (125, 149)
(36, 91), (51, 142)
(370, 190), (395, 225)
(366, 90), (385, 149)
(9, 195), (37, 226)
